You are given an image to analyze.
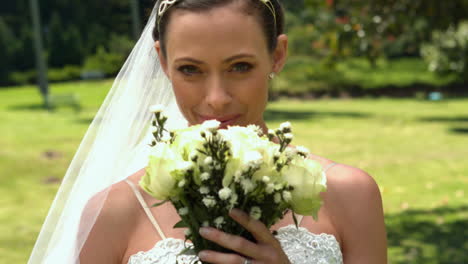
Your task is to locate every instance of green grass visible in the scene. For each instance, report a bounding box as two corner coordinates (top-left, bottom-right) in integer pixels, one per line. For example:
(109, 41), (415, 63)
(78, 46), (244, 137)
(1, 80), (467, 263)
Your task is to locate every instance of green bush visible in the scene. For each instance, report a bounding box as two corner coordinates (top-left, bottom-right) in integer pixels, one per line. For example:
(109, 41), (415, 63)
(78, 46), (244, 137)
(421, 21), (468, 80)
(82, 46), (125, 77)
(8, 70), (37, 86)
(48, 65), (82, 82)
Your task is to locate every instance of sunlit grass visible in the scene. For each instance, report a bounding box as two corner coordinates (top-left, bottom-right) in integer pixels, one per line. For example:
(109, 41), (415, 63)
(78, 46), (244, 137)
(1, 80), (467, 263)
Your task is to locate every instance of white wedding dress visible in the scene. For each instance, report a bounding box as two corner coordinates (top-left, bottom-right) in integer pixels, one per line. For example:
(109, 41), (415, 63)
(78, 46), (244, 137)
(126, 164), (343, 264)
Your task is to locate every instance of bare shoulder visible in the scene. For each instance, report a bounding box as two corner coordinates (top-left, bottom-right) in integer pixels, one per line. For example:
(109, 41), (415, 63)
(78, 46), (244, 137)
(310, 157), (387, 263)
(79, 169), (146, 263)
(325, 163), (381, 207)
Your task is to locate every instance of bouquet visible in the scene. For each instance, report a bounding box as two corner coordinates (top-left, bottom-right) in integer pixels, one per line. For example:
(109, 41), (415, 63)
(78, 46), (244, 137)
(140, 105), (327, 256)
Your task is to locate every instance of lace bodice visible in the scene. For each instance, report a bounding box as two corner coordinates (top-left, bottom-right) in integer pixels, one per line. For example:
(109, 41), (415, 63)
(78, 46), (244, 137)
(128, 225), (343, 264)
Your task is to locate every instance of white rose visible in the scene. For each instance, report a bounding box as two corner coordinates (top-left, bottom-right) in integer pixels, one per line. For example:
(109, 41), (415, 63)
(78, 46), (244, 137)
(282, 157), (327, 218)
(140, 143), (179, 200)
(171, 125), (205, 160)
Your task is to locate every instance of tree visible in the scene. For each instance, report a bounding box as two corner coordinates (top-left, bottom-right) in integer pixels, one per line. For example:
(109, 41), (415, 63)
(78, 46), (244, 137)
(0, 18), (17, 85)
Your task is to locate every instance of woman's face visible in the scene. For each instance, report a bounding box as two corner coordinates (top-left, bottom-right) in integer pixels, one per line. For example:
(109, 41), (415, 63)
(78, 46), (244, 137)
(156, 3), (287, 131)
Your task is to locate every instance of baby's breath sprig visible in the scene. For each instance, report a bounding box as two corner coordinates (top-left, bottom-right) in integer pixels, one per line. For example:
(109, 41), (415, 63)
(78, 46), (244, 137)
(149, 104), (173, 146)
(269, 122), (293, 153)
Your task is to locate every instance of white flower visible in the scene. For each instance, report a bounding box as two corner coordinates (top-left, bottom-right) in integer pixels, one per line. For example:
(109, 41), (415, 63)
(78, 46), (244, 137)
(218, 187), (232, 200)
(149, 104), (164, 114)
(189, 151), (198, 161)
(284, 147), (296, 158)
(177, 161), (193, 172)
(199, 186), (210, 194)
(234, 170), (242, 182)
(170, 125), (205, 160)
(202, 120), (221, 132)
(245, 150), (262, 167)
(373, 15), (382, 24)
(266, 183), (275, 194)
(140, 143), (180, 200)
(202, 221), (210, 227)
(204, 156), (213, 165)
(178, 179), (186, 188)
(282, 191), (292, 202)
(284, 133), (293, 141)
(358, 30), (366, 38)
(282, 157), (327, 218)
(280, 121), (291, 131)
(200, 172), (211, 181)
(274, 193), (282, 203)
(296, 146), (310, 156)
(344, 24), (352, 32)
(214, 216), (225, 228)
(241, 178), (255, 194)
(268, 129), (276, 137)
(178, 207), (189, 216)
(202, 196), (216, 208)
(229, 193), (238, 208)
(250, 206), (262, 220)
(184, 228), (192, 236)
(262, 176), (270, 183)
(247, 124), (262, 135)
(161, 134), (171, 142)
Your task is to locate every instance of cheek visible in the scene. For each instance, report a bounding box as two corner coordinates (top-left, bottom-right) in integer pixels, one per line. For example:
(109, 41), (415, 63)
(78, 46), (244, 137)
(238, 76), (269, 115)
(171, 79), (200, 118)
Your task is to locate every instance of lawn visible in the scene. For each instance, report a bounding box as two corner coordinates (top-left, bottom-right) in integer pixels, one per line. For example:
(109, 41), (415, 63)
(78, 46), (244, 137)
(1, 80), (467, 263)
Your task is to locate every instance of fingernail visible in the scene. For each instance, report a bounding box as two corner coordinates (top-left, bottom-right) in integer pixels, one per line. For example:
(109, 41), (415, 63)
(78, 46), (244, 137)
(199, 227), (212, 236)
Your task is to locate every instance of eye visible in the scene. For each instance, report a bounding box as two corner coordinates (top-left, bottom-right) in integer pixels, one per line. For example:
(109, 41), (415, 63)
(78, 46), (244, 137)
(177, 65), (201, 75)
(230, 62), (253, 73)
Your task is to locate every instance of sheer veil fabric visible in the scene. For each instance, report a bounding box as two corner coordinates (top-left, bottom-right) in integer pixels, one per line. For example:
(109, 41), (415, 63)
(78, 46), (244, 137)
(28, 3), (187, 263)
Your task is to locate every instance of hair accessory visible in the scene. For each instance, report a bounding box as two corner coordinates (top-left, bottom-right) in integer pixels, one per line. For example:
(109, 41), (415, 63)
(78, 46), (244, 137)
(158, 0), (178, 18)
(157, 0), (277, 32)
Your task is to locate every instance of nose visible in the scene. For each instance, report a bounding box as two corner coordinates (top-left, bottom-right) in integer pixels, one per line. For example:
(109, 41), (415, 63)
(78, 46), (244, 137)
(205, 74), (232, 112)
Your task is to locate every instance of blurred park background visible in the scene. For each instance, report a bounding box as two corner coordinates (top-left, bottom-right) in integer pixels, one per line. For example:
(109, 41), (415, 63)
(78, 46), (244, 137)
(0, 0), (467, 263)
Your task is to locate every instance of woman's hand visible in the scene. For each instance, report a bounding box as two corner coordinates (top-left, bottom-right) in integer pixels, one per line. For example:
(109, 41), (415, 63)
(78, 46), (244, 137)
(197, 209), (291, 264)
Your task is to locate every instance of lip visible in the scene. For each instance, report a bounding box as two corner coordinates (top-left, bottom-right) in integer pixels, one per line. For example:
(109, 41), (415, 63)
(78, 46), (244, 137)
(199, 114), (242, 128)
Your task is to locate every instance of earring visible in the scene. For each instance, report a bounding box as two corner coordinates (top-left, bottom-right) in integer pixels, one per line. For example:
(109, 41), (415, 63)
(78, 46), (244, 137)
(268, 72), (276, 80)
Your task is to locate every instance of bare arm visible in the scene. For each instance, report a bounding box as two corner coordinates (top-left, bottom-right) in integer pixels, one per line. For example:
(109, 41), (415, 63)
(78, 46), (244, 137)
(79, 182), (135, 264)
(326, 165), (387, 263)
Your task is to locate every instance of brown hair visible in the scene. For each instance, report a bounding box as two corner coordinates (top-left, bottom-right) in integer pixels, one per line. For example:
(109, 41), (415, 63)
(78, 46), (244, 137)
(152, 0), (285, 57)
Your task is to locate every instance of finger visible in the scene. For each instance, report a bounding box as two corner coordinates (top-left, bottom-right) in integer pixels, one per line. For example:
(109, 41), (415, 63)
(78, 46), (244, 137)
(198, 250), (247, 264)
(229, 209), (278, 245)
(199, 227), (264, 259)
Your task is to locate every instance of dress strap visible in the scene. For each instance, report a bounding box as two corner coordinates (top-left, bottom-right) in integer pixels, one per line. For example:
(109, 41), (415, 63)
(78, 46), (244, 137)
(124, 179), (167, 240)
(324, 162), (338, 173)
(295, 162), (339, 226)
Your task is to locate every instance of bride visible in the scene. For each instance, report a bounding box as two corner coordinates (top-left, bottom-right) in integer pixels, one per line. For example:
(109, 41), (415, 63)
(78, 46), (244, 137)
(28, 0), (387, 263)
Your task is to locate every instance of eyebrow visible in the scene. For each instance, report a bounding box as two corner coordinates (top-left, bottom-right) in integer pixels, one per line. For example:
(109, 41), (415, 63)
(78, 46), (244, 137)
(174, 53), (256, 64)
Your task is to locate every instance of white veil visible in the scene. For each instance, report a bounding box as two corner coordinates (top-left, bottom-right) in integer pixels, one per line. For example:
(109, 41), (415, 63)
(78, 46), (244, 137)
(28, 2), (187, 263)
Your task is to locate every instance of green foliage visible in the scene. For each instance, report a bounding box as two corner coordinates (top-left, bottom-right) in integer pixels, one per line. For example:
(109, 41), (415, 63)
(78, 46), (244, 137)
(421, 21), (468, 81)
(48, 65), (82, 82)
(274, 57), (458, 95)
(83, 46), (125, 77)
(82, 34), (134, 76)
(47, 13), (85, 67)
(8, 70), (37, 86)
(297, 0), (468, 66)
